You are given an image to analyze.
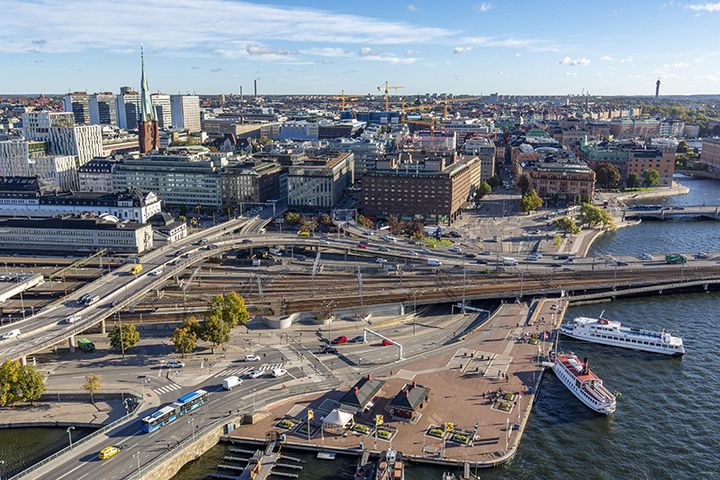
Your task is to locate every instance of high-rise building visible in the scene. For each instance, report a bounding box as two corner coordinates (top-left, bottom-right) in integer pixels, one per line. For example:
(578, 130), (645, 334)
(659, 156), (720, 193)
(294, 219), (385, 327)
(151, 93), (172, 128)
(116, 90), (141, 130)
(48, 124), (103, 165)
(0, 140), (79, 190)
(170, 95), (201, 132)
(138, 48), (159, 153)
(89, 92), (118, 126)
(21, 111), (75, 141)
(62, 92), (91, 124)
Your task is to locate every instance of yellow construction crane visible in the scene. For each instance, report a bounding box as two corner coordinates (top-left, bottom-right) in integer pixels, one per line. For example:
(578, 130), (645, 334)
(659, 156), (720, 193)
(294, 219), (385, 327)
(442, 96), (481, 119)
(377, 81), (405, 111)
(336, 90), (366, 110)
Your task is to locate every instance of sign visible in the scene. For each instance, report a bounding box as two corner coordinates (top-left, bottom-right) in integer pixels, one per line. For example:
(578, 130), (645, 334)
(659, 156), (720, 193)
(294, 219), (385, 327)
(444, 422), (454, 432)
(375, 414), (384, 426)
(307, 409), (314, 421)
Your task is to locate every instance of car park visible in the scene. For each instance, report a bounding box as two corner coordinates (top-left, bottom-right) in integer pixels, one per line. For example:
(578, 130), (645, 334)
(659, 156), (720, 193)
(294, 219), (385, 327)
(165, 359), (185, 368)
(244, 354), (260, 362)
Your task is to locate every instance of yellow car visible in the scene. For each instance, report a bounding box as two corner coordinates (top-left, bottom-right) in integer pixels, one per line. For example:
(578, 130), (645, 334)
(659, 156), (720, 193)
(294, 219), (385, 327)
(98, 446), (120, 460)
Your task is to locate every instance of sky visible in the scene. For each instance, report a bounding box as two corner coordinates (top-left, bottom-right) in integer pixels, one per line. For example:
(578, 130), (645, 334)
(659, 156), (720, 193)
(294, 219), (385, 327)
(2, 0), (720, 96)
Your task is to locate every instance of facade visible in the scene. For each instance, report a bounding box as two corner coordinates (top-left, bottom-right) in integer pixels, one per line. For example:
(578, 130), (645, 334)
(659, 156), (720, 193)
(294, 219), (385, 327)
(326, 138), (386, 177)
(287, 152), (354, 210)
(112, 152), (226, 208)
(609, 119), (660, 140)
(116, 91), (141, 130)
(627, 149), (674, 186)
(30, 155), (79, 190)
(526, 161), (596, 205)
(89, 93), (118, 126)
(62, 92), (91, 124)
(463, 137), (496, 181)
(151, 94), (172, 129)
(221, 161), (282, 207)
(386, 382), (430, 420)
(339, 375), (385, 415)
(78, 158), (115, 192)
(22, 111), (75, 141)
(700, 138), (720, 171)
(170, 95), (201, 132)
(584, 142), (675, 186)
(148, 212), (188, 243)
(361, 155), (481, 223)
(48, 124), (104, 165)
(0, 181), (161, 222)
(441, 119), (492, 143)
(0, 139), (80, 190)
(0, 217), (153, 254)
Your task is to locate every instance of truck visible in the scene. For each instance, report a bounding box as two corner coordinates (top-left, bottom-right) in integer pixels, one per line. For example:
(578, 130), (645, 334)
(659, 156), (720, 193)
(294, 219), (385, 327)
(222, 375), (242, 390)
(427, 258), (443, 266)
(77, 338), (95, 353)
(665, 254), (687, 264)
(503, 257), (519, 266)
(130, 264), (143, 275)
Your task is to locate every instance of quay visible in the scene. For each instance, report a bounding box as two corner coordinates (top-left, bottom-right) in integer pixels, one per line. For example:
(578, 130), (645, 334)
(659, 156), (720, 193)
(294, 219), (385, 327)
(224, 298), (568, 469)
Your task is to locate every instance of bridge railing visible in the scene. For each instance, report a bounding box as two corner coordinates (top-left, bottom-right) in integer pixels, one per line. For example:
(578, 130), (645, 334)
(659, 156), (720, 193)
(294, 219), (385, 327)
(9, 389), (143, 480)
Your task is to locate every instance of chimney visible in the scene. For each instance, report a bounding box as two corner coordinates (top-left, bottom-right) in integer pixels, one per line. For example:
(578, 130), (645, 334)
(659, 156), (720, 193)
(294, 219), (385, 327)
(367, 374), (373, 381)
(582, 357), (589, 375)
(354, 386), (359, 396)
(412, 381), (416, 388)
(254, 79), (258, 97)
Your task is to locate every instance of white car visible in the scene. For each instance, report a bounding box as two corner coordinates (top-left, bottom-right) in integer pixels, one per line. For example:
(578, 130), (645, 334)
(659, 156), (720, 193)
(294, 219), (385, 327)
(375, 258), (387, 263)
(638, 253), (654, 261)
(526, 254), (540, 261)
(165, 359), (185, 368)
(247, 369), (264, 379)
(271, 368), (287, 378)
(449, 247), (462, 254)
(244, 354), (260, 362)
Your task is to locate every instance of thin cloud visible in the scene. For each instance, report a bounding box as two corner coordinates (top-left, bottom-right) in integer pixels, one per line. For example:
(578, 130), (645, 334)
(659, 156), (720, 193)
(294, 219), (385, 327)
(407, 3), (417, 11)
(453, 46), (472, 54)
(686, 2), (720, 12)
(475, 2), (494, 12)
(559, 56), (591, 66)
(301, 47), (353, 57)
(464, 36), (537, 48)
(600, 55), (614, 61)
(359, 47), (416, 64)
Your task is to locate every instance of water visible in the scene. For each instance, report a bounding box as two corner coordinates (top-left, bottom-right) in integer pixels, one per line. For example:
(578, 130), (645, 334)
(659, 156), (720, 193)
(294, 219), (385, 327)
(0, 426), (94, 477)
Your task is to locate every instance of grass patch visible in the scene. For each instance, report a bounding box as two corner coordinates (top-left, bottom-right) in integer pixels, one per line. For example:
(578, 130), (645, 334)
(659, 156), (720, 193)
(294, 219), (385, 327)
(424, 238), (453, 247)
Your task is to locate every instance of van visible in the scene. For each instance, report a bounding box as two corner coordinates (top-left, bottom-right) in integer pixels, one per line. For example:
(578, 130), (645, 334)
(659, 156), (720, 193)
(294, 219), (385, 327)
(223, 375), (242, 390)
(64, 314), (82, 325)
(427, 258), (442, 266)
(1, 329), (20, 340)
(502, 257), (519, 266)
(381, 235), (398, 243)
(271, 368), (287, 378)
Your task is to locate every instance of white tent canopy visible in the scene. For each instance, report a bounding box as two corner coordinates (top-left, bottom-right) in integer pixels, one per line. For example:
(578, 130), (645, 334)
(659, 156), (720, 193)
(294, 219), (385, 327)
(323, 409), (354, 428)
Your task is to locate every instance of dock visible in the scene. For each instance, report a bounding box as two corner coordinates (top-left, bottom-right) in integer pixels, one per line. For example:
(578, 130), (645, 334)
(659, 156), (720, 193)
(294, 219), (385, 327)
(210, 441), (304, 480)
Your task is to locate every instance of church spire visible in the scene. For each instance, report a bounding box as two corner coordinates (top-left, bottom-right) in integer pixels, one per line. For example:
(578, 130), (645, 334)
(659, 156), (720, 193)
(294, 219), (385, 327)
(139, 45), (154, 122)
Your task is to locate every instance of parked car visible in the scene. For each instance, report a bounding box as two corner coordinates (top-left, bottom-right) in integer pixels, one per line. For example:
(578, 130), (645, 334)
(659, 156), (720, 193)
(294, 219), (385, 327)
(244, 354), (260, 362)
(349, 335), (365, 343)
(165, 359), (185, 368)
(381, 339), (394, 346)
(331, 336), (348, 344)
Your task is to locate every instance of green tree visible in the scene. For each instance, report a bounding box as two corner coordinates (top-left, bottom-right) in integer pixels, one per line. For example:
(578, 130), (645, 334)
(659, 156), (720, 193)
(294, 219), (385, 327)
(579, 203), (616, 229)
(553, 216), (581, 235)
(285, 212), (302, 225)
(18, 365), (45, 405)
(221, 291), (250, 328)
(520, 189), (543, 212)
(595, 163), (621, 189)
(517, 174), (530, 194)
(108, 323), (140, 353)
(83, 373), (101, 405)
(0, 359), (22, 406)
(626, 173), (641, 188)
(643, 169), (660, 187)
(477, 181), (492, 199)
(200, 311), (230, 353)
(553, 235), (563, 250)
(676, 140), (689, 154)
(486, 176), (503, 189)
(171, 325), (197, 357)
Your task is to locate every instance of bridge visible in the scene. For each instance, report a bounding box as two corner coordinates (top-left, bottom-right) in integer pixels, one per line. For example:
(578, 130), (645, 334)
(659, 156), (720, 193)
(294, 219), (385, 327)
(623, 205), (720, 221)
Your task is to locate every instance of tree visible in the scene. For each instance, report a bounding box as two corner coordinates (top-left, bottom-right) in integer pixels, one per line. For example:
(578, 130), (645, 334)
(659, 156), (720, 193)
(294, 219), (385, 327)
(487, 176), (503, 189)
(517, 174), (530, 194)
(213, 291), (250, 328)
(404, 221), (424, 240)
(579, 203), (615, 229)
(318, 213), (332, 225)
(520, 189), (543, 212)
(643, 169), (660, 187)
(595, 163), (621, 189)
(553, 235), (563, 250)
(83, 373), (101, 405)
(553, 216), (581, 235)
(626, 173), (641, 188)
(676, 140), (689, 154)
(387, 215), (403, 236)
(357, 215), (374, 229)
(108, 323), (140, 352)
(285, 212), (302, 225)
(477, 181), (492, 199)
(200, 311), (230, 353)
(171, 325), (197, 357)
(0, 359), (22, 406)
(18, 365), (45, 405)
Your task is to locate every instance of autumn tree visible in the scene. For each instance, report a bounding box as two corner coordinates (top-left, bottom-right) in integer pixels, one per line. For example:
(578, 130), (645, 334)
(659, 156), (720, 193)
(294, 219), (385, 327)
(83, 373), (102, 405)
(520, 189), (543, 212)
(108, 324), (140, 353)
(553, 216), (581, 235)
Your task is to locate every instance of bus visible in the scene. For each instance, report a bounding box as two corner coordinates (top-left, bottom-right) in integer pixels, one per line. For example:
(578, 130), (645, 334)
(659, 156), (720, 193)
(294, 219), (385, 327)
(173, 389), (209, 416)
(77, 338), (95, 353)
(130, 264), (143, 275)
(141, 405), (178, 433)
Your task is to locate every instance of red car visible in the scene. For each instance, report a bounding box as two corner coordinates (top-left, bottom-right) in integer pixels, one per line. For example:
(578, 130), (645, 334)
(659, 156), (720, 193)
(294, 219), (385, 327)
(331, 336), (348, 345)
(381, 339), (394, 346)
(356, 243), (368, 249)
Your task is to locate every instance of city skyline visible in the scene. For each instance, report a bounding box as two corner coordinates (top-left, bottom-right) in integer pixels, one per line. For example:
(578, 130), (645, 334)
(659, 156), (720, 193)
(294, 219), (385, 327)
(2, 0), (720, 95)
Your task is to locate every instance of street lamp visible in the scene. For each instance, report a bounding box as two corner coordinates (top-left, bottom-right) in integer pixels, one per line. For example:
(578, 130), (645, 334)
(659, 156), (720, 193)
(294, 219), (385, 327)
(66, 426), (75, 448)
(188, 417), (196, 442)
(132, 451), (141, 477)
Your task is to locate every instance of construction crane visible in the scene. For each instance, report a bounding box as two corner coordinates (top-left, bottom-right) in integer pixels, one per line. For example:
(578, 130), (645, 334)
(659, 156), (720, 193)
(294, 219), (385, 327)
(442, 96), (481, 119)
(377, 81), (405, 111)
(335, 90), (366, 110)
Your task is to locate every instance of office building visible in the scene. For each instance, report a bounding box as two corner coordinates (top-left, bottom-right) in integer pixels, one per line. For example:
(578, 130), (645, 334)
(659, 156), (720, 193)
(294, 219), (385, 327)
(112, 151), (227, 208)
(526, 161), (596, 205)
(326, 138), (386, 177)
(171, 95), (201, 132)
(700, 138), (720, 171)
(221, 161), (282, 207)
(22, 111), (75, 141)
(463, 137), (496, 181)
(361, 154), (481, 223)
(62, 92), (91, 124)
(0, 217), (153, 254)
(22, 111), (103, 166)
(151, 94), (172, 129)
(116, 90), (141, 130)
(78, 158), (115, 192)
(89, 92), (118, 126)
(287, 152), (354, 210)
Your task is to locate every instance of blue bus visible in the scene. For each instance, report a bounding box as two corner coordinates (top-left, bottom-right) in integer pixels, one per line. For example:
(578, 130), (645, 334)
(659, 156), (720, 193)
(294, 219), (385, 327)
(141, 405), (178, 433)
(173, 389), (209, 416)
(140, 389), (209, 434)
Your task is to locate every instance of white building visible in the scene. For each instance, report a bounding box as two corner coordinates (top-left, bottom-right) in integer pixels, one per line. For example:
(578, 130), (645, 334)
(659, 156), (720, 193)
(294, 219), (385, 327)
(151, 93), (172, 128)
(116, 91), (141, 130)
(89, 93), (118, 126)
(171, 95), (201, 133)
(22, 111), (75, 141)
(48, 125), (103, 165)
(30, 155), (79, 190)
(0, 140), (79, 190)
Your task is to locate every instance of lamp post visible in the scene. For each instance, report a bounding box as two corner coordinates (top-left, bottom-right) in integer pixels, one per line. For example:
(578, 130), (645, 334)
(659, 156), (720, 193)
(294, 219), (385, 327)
(66, 426), (75, 448)
(133, 451), (141, 477)
(188, 417), (196, 442)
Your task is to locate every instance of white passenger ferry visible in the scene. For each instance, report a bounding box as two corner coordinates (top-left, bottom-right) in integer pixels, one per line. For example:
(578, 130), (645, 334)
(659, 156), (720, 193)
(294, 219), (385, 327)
(553, 353), (616, 414)
(559, 316), (685, 356)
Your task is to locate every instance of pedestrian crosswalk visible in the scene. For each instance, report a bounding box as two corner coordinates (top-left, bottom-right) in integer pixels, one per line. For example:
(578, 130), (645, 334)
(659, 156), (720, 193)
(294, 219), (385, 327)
(210, 363), (284, 379)
(152, 382), (182, 396)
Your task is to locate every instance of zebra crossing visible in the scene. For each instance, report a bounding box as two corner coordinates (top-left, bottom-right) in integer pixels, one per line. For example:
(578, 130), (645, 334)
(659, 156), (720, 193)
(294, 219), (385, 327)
(210, 363), (284, 379)
(152, 382), (182, 396)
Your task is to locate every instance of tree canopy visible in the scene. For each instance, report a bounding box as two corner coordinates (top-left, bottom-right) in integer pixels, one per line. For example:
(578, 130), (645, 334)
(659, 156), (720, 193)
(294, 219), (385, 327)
(643, 169), (660, 187)
(595, 163), (621, 189)
(517, 174), (530, 194)
(579, 203), (615, 229)
(0, 359), (46, 406)
(553, 216), (581, 235)
(200, 311), (230, 353)
(520, 189), (543, 212)
(108, 323), (140, 353)
(477, 181), (492, 199)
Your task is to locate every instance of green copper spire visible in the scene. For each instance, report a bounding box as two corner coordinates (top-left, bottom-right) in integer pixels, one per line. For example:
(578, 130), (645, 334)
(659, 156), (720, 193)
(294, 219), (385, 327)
(139, 45), (154, 122)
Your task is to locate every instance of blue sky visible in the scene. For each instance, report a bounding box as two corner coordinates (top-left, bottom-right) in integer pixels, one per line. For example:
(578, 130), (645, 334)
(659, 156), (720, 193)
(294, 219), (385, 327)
(3, 0), (720, 95)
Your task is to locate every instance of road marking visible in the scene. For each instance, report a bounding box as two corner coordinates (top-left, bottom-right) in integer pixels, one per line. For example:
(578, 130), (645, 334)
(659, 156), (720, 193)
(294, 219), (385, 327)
(56, 462), (86, 480)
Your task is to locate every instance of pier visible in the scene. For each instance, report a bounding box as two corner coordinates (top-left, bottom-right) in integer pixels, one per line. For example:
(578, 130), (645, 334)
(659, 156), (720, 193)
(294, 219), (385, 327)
(623, 205), (720, 221)
(225, 298), (568, 468)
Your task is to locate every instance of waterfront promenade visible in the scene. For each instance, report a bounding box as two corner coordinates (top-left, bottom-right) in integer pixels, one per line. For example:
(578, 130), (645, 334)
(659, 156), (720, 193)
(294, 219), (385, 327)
(227, 299), (568, 467)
